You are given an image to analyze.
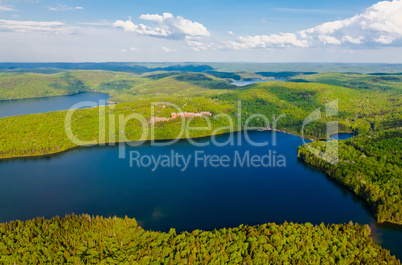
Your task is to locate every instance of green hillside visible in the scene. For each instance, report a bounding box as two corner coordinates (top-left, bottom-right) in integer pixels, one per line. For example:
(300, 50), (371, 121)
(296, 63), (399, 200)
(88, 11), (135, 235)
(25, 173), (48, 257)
(1, 71), (401, 226)
(0, 71), (235, 103)
(0, 73), (400, 160)
(0, 72), (89, 100)
(291, 72), (402, 92)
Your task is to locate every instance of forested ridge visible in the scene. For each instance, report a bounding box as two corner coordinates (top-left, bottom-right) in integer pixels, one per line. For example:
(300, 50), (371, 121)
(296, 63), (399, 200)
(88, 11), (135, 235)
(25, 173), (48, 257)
(0, 214), (399, 264)
(0, 71), (231, 103)
(298, 129), (402, 224)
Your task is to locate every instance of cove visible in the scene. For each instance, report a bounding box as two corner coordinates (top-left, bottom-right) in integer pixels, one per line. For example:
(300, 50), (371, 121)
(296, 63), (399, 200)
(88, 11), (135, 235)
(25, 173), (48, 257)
(0, 92), (111, 119)
(0, 131), (401, 259)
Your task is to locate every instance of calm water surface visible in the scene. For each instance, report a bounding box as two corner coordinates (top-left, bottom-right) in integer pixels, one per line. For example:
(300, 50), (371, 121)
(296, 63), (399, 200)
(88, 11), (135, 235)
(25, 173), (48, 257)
(0, 92), (110, 118)
(329, 133), (355, 141)
(0, 131), (401, 258)
(231, 79), (286, 86)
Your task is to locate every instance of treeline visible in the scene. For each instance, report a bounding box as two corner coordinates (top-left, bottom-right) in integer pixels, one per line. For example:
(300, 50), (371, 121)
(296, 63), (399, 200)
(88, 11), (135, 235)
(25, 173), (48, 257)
(293, 72), (402, 92)
(256, 72), (317, 79)
(0, 96), (235, 159)
(0, 72), (401, 159)
(0, 71), (235, 102)
(0, 71), (146, 101)
(175, 73), (236, 90)
(0, 214), (399, 264)
(0, 63), (215, 75)
(205, 71), (242, 80)
(298, 129), (402, 224)
(0, 72), (91, 100)
(212, 80), (396, 138)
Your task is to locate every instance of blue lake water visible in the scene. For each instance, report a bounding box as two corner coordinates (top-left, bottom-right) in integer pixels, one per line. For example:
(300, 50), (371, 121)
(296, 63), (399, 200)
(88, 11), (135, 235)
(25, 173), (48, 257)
(231, 79), (286, 86)
(329, 133), (355, 141)
(0, 131), (401, 259)
(0, 92), (110, 118)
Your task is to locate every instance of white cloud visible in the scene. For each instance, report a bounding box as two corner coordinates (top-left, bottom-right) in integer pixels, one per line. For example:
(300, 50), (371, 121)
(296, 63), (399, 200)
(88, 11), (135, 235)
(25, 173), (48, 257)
(47, 5), (83, 11)
(113, 19), (169, 37)
(226, 33), (309, 49)
(113, 12), (210, 39)
(121, 48), (127, 52)
(342, 35), (364, 44)
(228, 31), (234, 36)
(374, 35), (394, 44)
(0, 19), (67, 33)
(300, 0), (402, 46)
(161, 46), (175, 53)
(227, 0), (402, 50)
(318, 35), (341, 45)
(0, 5), (17, 11)
(140, 13), (171, 23)
(130, 47), (138, 51)
(184, 36), (215, 51)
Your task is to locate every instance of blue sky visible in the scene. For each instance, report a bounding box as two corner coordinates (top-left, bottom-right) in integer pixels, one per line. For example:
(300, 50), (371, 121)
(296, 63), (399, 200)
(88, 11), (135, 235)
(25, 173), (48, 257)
(1, 0), (401, 62)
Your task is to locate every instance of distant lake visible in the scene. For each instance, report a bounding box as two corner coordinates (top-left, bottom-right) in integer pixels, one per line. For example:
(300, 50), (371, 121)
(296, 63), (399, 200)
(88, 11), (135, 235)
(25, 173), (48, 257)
(0, 92), (111, 119)
(231, 79), (286, 86)
(0, 131), (401, 259)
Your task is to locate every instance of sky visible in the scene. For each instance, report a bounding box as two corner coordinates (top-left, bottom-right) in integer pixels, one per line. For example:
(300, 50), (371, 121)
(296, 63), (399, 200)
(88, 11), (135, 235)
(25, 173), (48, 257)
(1, 0), (402, 62)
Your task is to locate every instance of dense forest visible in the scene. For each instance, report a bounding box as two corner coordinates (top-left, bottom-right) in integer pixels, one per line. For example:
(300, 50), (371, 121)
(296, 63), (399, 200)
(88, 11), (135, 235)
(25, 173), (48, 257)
(0, 68), (401, 262)
(0, 214), (399, 264)
(291, 72), (402, 92)
(0, 71), (400, 159)
(0, 96), (235, 158)
(298, 129), (402, 224)
(0, 71), (232, 103)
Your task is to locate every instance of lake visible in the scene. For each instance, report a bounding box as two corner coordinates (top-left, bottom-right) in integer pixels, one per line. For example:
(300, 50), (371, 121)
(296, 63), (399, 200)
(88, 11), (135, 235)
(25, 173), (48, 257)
(329, 133), (354, 141)
(0, 131), (401, 259)
(0, 92), (111, 118)
(231, 78), (286, 86)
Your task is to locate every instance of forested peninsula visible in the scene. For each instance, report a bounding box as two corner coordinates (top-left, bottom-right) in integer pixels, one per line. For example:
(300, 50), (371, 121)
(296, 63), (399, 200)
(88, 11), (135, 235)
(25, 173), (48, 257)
(0, 214), (399, 264)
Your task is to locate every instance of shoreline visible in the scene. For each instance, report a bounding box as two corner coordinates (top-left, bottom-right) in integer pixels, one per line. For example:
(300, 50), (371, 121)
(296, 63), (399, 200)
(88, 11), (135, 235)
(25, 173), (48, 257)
(7, 128), (392, 228)
(0, 90), (111, 103)
(8, 129), (397, 228)
(0, 128), (328, 162)
(297, 153), (402, 227)
(0, 91), (112, 119)
(2, 128), (401, 246)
